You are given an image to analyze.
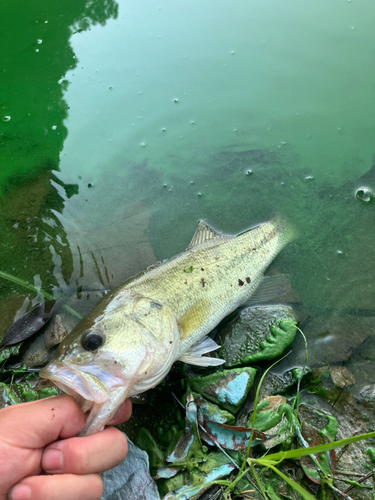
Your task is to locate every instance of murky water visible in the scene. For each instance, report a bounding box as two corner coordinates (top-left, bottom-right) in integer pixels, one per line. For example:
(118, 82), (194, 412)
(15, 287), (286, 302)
(1, 0), (375, 388)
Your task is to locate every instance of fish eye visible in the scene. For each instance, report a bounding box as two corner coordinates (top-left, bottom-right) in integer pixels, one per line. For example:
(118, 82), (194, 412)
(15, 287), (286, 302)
(81, 331), (104, 351)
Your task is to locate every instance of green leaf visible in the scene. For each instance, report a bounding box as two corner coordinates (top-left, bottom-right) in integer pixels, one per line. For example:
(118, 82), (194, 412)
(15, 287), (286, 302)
(266, 464), (316, 500)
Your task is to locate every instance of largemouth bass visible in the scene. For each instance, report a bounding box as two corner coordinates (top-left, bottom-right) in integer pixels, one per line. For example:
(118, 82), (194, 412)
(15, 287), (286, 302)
(40, 216), (295, 436)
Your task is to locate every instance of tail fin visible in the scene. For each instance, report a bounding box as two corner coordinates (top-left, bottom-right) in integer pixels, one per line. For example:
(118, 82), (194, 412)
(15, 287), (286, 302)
(270, 213), (298, 247)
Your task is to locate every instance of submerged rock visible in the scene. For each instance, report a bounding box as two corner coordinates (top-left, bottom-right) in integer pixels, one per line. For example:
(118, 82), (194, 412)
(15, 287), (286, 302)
(217, 305), (298, 367)
(290, 316), (374, 367)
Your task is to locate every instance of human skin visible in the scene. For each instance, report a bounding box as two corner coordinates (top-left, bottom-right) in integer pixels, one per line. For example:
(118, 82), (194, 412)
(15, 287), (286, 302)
(0, 395), (132, 500)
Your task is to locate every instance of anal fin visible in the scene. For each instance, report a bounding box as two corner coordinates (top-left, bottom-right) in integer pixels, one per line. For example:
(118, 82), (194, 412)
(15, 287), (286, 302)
(179, 336), (226, 367)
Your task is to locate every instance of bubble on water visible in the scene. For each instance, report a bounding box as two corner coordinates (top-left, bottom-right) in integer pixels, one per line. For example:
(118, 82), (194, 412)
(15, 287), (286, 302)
(197, 192), (202, 197)
(337, 250), (343, 255)
(37, 39), (42, 44)
(190, 120), (194, 124)
(51, 125), (57, 130)
(356, 187), (372, 203)
(305, 175), (314, 181)
(231, 50), (235, 54)
(45, 20), (48, 23)
(109, 86), (113, 90)
(87, 183), (93, 188)
(161, 127), (166, 132)
(173, 98), (179, 103)
(140, 142), (146, 147)
(3, 116), (11, 122)
(246, 170), (253, 176)
(35, 49), (39, 52)
(233, 128), (237, 132)
(190, 181), (194, 184)
(163, 184), (167, 188)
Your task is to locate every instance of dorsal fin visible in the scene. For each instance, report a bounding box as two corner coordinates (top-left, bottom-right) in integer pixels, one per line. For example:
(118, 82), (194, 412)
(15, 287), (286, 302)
(186, 221), (228, 250)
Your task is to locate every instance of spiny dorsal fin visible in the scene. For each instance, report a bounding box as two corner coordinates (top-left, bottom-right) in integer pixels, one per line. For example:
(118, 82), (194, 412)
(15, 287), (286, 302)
(186, 220), (228, 250)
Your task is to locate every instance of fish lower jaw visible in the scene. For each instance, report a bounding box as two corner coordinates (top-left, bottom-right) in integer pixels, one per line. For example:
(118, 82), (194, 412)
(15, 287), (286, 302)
(39, 363), (110, 405)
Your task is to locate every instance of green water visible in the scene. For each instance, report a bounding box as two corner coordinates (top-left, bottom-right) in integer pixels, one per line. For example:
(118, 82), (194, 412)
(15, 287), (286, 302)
(1, 1), (375, 384)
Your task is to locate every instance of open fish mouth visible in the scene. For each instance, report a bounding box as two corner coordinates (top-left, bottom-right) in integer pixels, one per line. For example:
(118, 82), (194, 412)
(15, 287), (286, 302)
(39, 362), (124, 409)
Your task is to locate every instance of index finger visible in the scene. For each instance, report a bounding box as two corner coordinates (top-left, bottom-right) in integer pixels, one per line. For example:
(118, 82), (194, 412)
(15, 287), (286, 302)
(0, 395), (86, 449)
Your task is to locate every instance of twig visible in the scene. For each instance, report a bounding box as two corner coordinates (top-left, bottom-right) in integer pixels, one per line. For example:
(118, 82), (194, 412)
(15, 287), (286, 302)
(330, 484), (354, 500)
(331, 384), (346, 408)
(343, 469), (375, 494)
(334, 470), (368, 477)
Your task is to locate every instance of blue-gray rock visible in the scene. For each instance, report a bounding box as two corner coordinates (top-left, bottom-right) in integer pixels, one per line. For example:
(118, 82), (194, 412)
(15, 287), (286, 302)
(101, 438), (160, 500)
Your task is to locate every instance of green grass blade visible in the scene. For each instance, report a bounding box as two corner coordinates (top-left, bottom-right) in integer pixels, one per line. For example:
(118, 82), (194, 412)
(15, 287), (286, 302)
(293, 326), (308, 422)
(250, 463), (268, 500)
(266, 464), (316, 500)
(262, 431), (375, 462)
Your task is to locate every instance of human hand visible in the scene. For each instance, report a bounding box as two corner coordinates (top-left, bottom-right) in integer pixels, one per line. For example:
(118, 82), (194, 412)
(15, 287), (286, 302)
(0, 395), (132, 500)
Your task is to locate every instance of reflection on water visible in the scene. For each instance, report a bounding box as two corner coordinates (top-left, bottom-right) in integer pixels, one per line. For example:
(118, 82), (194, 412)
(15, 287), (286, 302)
(1, 0), (375, 392)
(0, 0), (119, 332)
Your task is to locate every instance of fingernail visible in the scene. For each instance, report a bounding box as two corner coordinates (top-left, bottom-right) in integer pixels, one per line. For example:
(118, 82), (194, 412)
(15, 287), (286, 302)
(8, 484), (31, 500)
(43, 448), (63, 472)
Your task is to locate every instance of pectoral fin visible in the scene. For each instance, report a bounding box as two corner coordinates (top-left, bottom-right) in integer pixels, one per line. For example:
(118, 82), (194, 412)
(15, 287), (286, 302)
(179, 336), (226, 366)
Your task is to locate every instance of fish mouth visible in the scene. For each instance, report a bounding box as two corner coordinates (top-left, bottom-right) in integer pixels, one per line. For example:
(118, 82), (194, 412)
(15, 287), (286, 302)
(40, 362), (124, 410)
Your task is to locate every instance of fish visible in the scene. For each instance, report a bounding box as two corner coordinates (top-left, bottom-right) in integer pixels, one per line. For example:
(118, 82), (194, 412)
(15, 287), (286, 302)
(39, 216), (295, 436)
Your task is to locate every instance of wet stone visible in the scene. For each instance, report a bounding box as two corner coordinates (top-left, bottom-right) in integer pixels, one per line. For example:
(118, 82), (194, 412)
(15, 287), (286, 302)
(330, 365), (355, 388)
(186, 367), (257, 414)
(217, 306), (298, 367)
(257, 368), (306, 401)
(333, 392), (375, 499)
(101, 439), (160, 500)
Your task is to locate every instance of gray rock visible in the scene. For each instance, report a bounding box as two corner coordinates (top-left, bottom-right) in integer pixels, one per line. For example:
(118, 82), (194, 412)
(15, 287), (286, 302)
(101, 438), (160, 500)
(330, 366), (355, 388)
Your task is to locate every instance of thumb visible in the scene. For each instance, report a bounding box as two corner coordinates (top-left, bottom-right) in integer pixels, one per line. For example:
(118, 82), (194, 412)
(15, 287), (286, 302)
(0, 395), (86, 449)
